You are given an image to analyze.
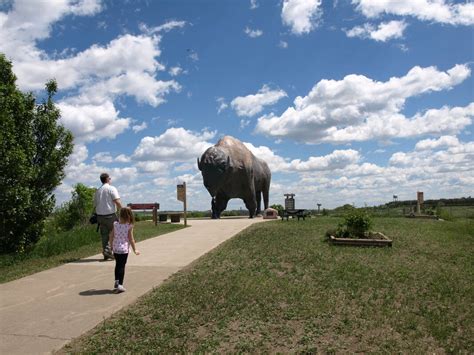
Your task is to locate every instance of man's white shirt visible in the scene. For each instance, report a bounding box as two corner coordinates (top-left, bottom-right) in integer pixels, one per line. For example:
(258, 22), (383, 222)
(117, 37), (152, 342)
(94, 183), (120, 215)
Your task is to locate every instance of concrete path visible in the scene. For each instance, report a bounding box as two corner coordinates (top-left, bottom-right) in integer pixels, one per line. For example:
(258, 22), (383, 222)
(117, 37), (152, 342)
(0, 217), (267, 354)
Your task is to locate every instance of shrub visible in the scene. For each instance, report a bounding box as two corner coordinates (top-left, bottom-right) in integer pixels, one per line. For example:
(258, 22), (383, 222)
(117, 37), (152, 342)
(50, 183), (96, 231)
(436, 207), (455, 221)
(345, 210), (373, 237)
(336, 210), (373, 238)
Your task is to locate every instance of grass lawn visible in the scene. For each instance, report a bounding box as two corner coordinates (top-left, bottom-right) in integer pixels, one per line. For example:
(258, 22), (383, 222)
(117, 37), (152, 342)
(62, 217), (473, 353)
(0, 221), (184, 284)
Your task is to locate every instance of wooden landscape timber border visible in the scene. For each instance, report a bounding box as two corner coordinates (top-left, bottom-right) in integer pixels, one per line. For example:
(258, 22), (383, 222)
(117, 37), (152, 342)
(127, 203), (160, 226)
(329, 232), (392, 247)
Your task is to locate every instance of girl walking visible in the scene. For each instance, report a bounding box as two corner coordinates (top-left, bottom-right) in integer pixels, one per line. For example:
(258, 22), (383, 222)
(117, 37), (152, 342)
(109, 207), (140, 293)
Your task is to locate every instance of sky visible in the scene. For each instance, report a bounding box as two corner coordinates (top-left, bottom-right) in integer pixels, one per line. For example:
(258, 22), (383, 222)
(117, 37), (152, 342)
(1, 0), (473, 211)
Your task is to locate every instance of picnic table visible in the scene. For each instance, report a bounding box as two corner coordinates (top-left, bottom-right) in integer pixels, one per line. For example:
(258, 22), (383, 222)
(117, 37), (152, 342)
(281, 209), (309, 221)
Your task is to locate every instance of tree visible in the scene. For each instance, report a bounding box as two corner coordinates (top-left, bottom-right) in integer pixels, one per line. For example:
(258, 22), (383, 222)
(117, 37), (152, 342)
(0, 54), (74, 253)
(270, 204), (284, 216)
(53, 183), (96, 231)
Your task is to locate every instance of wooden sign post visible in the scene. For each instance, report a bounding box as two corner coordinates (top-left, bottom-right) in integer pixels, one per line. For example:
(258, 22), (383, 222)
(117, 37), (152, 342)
(177, 182), (187, 226)
(417, 191), (424, 214)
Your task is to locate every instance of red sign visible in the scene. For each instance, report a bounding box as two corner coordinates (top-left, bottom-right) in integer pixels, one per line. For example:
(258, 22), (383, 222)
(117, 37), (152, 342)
(127, 203), (159, 210)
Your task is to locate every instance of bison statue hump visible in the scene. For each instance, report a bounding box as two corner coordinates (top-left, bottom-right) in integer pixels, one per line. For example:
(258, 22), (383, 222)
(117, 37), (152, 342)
(197, 136), (271, 218)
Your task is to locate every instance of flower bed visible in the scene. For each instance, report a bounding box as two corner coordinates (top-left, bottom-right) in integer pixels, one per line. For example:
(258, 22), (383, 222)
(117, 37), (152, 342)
(329, 231), (392, 247)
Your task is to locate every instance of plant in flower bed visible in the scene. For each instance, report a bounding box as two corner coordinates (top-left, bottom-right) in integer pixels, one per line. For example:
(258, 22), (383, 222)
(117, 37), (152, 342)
(332, 210), (375, 239)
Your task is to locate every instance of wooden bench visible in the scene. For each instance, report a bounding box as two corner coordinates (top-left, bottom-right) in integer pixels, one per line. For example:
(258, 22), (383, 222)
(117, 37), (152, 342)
(127, 203), (160, 225)
(282, 209), (309, 221)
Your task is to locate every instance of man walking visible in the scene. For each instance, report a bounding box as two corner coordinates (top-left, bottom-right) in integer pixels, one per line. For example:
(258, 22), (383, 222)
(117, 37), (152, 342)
(94, 173), (122, 260)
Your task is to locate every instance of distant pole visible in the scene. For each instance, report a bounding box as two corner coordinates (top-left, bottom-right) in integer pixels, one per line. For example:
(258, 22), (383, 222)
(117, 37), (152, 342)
(183, 182), (187, 226)
(177, 182), (187, 226)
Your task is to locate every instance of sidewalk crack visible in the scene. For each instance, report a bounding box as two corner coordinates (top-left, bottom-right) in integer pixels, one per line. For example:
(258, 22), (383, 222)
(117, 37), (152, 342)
(0, 332), (71, 341)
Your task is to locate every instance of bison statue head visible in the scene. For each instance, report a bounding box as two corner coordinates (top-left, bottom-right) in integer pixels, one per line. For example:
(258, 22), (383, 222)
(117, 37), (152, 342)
(197, 146), (230, 197)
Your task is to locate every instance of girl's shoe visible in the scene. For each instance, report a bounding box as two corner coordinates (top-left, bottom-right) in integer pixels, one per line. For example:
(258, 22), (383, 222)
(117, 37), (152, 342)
(113, 280), (119, 290)
(116, 285), (126, 293)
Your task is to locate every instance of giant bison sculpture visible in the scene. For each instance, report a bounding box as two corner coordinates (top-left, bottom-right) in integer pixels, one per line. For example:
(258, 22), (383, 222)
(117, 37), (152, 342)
(197, 136), (271, 218)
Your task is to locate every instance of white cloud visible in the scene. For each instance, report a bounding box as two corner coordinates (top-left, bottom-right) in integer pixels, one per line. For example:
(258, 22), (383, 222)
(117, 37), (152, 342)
(0, 3), (182, 145)
(289, 149), (361, 171)
(188, 50), (199, 61)
(93, 152), (114, 163)
(135, 161), (170, 173)
(115, 154), (131, 163)
(282, 0), (322, 35)
(132, 121), (148, 133)
(255, 64), (472, 144)
(231, 84), (287, 117)
(139, 20), (186, 35)
(13, 33), (167, 92)
(415, 135), (460, 151)
(243, 143), (360, 174)
(390, 139), (474, 174)
(169, 66), (183, 76)
(58, 100), (131, 143)
(250, 0), (259, 10)
(243, 142), (290, 172)
(0, 0), (102, 63)
(244, 27), (263, 38)
(345, 20), (407, 42)
(289, 137), (474, 208)
(279, 40), (289, 48)
(240, 119), (251, 129)
(353, 0), (474, 26)
(68, 144), (89, 165)
(216, 97), (228, 114)
(133, 127), (216, 161)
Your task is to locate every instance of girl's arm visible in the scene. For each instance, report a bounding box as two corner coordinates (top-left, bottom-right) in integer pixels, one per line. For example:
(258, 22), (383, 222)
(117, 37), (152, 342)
(128, 226), (140, 255)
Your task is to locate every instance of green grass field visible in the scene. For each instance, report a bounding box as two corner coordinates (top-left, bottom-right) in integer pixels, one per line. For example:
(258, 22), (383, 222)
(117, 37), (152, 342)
(62, 217), (474, 353)
(0, 221), (184, 284)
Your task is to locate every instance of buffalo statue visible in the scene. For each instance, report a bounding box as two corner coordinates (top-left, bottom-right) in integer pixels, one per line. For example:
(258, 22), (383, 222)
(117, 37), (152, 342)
(197, 136), (271, 218)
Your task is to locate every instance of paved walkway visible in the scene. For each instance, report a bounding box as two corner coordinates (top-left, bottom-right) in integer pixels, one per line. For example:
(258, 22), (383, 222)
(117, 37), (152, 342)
(0, 217), (267, 354)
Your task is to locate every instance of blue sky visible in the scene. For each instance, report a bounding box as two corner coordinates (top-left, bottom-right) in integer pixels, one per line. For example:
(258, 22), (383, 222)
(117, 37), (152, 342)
(1, 0), (473, 211)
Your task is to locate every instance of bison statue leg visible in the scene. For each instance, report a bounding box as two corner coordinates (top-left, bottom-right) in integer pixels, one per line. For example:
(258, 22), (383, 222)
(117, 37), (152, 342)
(213, 193), (229, 219)
(243, 191), (257, 218)
(263, 183), (270, 210)
(255, 190), (262, 216)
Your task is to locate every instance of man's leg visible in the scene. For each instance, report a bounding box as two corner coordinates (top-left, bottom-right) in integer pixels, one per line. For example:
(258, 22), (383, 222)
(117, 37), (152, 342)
(97, 214), (115, 259)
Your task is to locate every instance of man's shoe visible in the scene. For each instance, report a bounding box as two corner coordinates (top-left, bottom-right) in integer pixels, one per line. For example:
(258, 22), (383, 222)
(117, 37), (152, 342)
(116, 285), (126, 293)
(103, 253), (113, 261)
(103, 248), (114, 260)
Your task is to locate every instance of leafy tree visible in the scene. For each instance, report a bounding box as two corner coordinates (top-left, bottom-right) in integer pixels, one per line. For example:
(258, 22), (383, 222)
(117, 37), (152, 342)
(0, 54), (74, 253)
(53, 183), (96, 231)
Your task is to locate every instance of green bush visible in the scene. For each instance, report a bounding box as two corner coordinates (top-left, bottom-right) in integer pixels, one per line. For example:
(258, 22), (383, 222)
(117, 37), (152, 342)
(50, 183), (96, 231)
(336, 210), (373, 238)
(436, 207), (455, 221)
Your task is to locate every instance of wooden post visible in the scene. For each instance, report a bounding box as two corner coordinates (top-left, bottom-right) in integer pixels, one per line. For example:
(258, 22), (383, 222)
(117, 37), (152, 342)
(152, 203), (158, 226)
